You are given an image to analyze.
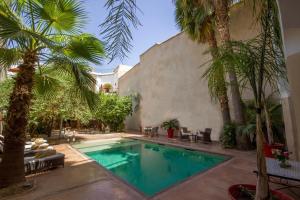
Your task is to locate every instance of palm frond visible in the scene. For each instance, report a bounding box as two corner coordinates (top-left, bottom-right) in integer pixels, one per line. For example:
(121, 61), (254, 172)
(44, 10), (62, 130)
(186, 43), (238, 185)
(44, 55), (98, 109)
(33, 67), (63, 98)
(30, 0), (86, 34)
(0, 47), (22, 68)
(174, 0), (214, 43)
(202, 56), (227, 101)
(100, 0), (141, 61)
(0, 3), (26, 39)
(63, 34), (105, 64)
(210, 36), (286, 101)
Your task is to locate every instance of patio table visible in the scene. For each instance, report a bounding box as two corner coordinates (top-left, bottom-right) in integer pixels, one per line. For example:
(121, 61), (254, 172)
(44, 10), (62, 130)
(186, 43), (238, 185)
(188, 133), (197, 142)
(254, 158), (300, 197)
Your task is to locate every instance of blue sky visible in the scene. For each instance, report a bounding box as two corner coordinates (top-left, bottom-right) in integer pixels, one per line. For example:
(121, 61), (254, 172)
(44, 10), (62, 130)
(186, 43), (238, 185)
(84, 0), (180, 73)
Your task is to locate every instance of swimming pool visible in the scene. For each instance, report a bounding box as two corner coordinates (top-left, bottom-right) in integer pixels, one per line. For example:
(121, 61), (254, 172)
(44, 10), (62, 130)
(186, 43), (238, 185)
(73, 138), (228, 197)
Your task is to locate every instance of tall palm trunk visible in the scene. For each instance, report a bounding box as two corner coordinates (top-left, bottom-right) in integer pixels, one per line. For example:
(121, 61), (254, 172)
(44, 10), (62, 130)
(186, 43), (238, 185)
(256, 1), (272, 198)
(255, 111), (270, 199)
(207, 29), (231, 124)
(263, 94), (274, 144)
(213, 0), (245, 125)
(0, 52), (36, 188)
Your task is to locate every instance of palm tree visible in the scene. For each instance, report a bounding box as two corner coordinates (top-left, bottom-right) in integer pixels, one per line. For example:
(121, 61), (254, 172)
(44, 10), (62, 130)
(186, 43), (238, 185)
(0, 0), (104, 188)
(212, 0), (245, 125)
(210, 0), (286, 198)
(175, 0), (231, 125)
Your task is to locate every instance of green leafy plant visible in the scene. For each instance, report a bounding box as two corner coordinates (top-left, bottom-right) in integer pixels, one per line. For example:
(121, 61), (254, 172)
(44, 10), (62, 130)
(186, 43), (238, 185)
(0, 78), (14, 111)
(220, 123), (236, 148)
(241, 99), (285, 145)
(93, 93), (133, 132)
(29, 69), (94, 136)
(161, 119), (179, 130)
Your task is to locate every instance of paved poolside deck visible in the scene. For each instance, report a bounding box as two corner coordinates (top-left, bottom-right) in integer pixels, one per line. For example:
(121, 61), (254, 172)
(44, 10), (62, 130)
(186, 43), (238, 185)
(3, 133), (299, 200)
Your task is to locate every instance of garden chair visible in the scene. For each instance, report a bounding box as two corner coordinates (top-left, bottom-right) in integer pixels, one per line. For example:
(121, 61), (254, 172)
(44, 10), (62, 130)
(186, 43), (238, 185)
(151, 127), (159, 137)
(180, 127), (190, 140)
(143, 126), (152, 136)
(197, 128), (212, 144)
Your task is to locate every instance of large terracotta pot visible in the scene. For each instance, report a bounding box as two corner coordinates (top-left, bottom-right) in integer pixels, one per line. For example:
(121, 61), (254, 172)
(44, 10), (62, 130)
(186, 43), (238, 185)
(167, 128), (174, 138)
(228, 184), (294, 200)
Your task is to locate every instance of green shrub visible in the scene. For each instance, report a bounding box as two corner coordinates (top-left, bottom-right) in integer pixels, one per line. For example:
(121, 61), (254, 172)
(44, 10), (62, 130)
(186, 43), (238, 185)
(161, 119), (180, 130)
(220, 123), (236, 148)
(93, 93), (132, 132)
(0, 78), (14, 111)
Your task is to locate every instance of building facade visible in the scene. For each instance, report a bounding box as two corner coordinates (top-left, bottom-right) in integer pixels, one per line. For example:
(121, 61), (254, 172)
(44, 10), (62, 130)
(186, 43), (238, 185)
(92, 65), (132, 92)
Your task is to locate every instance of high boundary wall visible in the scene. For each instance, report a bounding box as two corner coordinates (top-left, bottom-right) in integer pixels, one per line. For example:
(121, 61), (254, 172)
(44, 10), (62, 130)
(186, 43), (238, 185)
(119, 2), (260, 140)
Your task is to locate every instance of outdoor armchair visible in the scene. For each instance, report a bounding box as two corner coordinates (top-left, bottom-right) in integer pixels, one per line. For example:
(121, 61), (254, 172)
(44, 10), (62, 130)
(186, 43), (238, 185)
(197, 128), (212, 144)
(180, 127), (190, 140)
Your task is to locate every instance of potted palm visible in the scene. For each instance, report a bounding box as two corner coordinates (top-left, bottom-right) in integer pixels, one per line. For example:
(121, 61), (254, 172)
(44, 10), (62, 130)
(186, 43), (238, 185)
(161, 119), (179, 138)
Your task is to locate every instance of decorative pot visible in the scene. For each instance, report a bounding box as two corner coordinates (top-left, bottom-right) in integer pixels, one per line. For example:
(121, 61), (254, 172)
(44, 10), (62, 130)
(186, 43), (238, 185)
(228, 184), (295, 200)
(263, 143), (284, 158)
(167, 128), (174, 138)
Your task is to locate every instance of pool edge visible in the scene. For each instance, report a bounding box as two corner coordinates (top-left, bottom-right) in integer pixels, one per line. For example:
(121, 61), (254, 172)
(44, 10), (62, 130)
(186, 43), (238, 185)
(70, 137), (233, 199)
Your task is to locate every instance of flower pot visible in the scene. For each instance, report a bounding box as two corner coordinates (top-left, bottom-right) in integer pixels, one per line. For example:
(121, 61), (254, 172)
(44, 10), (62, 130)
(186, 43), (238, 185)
(264, 143), (284, 158)
(228, 184), (295, 200)
(167, 128), (174, 138)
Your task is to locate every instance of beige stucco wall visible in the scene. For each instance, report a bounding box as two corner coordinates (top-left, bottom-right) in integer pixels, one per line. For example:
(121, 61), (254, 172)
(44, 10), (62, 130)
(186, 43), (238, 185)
(119, 64), (142, 131)
(119, 3), (260, 140)
(277, 0), (300, 160)
(283, 52), (300, 159)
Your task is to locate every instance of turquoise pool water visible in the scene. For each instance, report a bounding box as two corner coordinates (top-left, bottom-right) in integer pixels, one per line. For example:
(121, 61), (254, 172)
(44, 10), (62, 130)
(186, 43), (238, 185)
(73, 139), (228, 196)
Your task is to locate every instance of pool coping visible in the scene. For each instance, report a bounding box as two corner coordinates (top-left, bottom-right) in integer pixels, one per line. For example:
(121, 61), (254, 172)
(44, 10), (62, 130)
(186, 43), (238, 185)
(70, 137), (234, 199)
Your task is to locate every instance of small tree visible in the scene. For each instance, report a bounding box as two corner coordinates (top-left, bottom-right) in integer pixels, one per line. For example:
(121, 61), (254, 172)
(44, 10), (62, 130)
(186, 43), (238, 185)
(93, 93), (132, 132)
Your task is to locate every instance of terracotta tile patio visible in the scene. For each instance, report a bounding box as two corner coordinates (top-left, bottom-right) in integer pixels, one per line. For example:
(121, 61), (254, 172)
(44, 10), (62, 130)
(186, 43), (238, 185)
(3, 133), (299, 200)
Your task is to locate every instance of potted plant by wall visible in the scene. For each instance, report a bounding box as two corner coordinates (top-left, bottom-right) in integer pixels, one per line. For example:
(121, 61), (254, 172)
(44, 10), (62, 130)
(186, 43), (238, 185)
(161, 119), (179, 138)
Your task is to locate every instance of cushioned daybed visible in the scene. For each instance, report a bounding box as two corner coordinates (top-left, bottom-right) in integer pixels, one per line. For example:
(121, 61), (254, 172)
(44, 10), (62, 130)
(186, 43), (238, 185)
(24, 152), (65, 175)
